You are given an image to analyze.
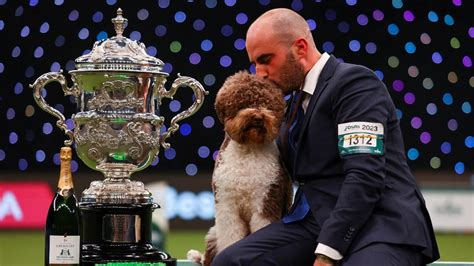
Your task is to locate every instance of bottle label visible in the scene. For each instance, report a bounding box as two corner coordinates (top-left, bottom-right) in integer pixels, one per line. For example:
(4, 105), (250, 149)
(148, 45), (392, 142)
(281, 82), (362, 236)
(49, 235), (80, 264)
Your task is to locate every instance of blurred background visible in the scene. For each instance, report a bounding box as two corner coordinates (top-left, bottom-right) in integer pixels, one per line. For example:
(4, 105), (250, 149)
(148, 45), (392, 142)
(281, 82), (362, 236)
(0, 0), (473, 265)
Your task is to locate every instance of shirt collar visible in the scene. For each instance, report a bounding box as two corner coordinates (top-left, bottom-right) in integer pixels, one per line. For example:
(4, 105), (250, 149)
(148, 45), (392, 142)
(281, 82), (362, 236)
(301, 52), (330, 96)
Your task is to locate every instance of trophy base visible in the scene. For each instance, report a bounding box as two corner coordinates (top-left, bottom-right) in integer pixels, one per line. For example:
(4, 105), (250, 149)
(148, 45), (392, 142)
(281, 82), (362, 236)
(81, 243), (176, 266)
(79, 202), (176, 266)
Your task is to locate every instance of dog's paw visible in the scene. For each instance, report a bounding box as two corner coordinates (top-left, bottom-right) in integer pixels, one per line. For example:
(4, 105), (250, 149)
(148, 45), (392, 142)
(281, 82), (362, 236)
(187, 249), (203, 264)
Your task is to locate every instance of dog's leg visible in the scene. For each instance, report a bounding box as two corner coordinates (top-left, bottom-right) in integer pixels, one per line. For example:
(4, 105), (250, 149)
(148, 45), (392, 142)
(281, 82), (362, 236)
(202, 226), (217, 266)
(215, 209), (249, 251)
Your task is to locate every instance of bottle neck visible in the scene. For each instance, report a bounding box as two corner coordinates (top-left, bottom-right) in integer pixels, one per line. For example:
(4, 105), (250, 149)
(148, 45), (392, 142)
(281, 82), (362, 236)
(57, 147), (74, 196)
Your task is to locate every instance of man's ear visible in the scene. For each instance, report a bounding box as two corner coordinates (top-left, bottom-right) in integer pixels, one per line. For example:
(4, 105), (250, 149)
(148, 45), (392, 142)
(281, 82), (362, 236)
(293, 37), (308, 58)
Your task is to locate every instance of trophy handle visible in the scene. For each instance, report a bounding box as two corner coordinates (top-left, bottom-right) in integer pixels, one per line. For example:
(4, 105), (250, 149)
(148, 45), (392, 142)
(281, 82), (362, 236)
(29, 70), (80, 146)
(158, 74), (209, 150)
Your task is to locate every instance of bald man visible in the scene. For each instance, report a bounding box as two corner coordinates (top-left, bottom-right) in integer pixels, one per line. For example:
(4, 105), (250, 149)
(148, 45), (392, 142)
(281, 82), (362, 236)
(211, 8), (439, 266)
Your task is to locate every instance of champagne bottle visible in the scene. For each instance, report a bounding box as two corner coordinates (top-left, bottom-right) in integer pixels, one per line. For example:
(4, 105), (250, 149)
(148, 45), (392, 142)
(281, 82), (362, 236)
(44, 146), (81, 266)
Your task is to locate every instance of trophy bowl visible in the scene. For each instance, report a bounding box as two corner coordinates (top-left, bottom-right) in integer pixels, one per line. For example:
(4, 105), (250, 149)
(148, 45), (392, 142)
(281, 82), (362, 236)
(30, 9), (207, 265)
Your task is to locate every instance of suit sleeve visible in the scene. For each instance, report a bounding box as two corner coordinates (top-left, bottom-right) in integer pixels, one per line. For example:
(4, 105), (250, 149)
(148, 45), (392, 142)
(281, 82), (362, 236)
(316, 65), (393, 255)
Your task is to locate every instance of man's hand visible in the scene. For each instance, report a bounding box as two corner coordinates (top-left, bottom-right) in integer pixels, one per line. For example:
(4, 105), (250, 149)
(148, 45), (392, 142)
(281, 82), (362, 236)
(313, 254), (337, 266)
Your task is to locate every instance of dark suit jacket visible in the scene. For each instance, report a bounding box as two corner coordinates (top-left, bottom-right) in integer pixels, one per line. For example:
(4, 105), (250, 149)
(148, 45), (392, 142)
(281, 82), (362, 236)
(281, 55), (440, 263)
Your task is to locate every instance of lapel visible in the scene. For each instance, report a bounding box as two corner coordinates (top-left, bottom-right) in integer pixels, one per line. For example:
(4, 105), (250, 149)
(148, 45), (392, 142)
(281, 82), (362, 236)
(295, 55), (340, 148)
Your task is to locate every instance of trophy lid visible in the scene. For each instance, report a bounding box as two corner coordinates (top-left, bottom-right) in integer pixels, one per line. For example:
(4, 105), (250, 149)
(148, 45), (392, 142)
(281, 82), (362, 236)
(74, 8), (165, 74)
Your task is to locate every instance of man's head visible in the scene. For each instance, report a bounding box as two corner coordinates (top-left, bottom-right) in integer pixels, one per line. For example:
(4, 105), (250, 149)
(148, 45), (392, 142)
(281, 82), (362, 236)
(246, 8), (321, 95)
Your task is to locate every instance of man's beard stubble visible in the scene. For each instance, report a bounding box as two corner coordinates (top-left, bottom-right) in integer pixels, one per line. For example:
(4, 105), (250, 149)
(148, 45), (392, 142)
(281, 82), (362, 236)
(276, 51), (306, 95)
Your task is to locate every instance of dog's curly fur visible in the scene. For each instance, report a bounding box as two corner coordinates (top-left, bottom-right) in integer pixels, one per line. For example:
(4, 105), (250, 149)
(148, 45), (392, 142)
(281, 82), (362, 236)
(187, 71), (293, 266)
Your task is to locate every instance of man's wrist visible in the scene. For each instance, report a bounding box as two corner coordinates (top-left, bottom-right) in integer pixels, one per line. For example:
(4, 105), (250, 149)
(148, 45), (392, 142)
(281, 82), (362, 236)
(316, 253), (338, 264)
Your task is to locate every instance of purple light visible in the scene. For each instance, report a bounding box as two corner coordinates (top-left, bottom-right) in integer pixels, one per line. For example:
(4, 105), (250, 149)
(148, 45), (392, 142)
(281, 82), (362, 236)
(420, 33), (431, 44)
(71, 160), (79, 172)
(130, 31), (141, 41)
(158, 0), (170, 8)
(137, 9), (149, 20)
(469, 27), (474, 38)
(392, 80), (404, 92)
(40, 22), (49, 33)
(447, 119), (458, 131)
(179, 123), (192, 136)
(357, 14), (369, 26)
(66, 119), (75, 130)
(234, 38), (245, 50)
(338, 21), (350, 33)
(452, 0), (461, 6)
(373, 10), (384, 21)
(403, 10), (415, 22)
(164, 148), (176, 160)
(189, 52), (202, 65)
(6, 108), (15, 120)
(43, 122), (53, 135)
(151, 157), (159, 166)
(291, 0), (304, 11)
(9, 132), (18, 144)
(225, 0), (236, 6)
(169, 100), (181, 112)
(213, 150), (219, 161)
(78, 28), (89, 40)
(92, 11), (103, 23)
(163, 63), (173, 73)
(410, 117), (422, 129)
(20, 26), (30, 37)
(365, 42), (377, 54)
(155, 25), (167, 37)
(325, 9), (337, 21)
(193, 19), (205, 31)
(462, 56), (472, 67)
(323, 41), (335, 53)
(432, 52), (443, 64)
(203, 74), (216, 86)
(441, 142), (451, 154)
(220, 55), (232, 67)
(55, 35), (65, 47)
(68, 10), (79, 21)
(426, 103), (438, 115)
(236, 13), (248, 25)
(54, 104), (65, 113)
(147, 46), (157, 56)
(420, 132), (431, 144)
(0, 62), (3, 73)
(25, 66), (35, 78)
(404, 92), (415, 104)
(18, 159), (28, 171)
(34, 46), (44, 58)
(0, 149), (5, 161)
(198, 146), (210, 158)
(185, 163), (198, 176)
(53, 153), (60, 165)
(203, 116), (215, 128)
(35, 150), (46, 162)
(14, 82), (23, 94)
(11, 46), (21, 58)
(221, 25), (233, 37)
(307, 19), (317, 31)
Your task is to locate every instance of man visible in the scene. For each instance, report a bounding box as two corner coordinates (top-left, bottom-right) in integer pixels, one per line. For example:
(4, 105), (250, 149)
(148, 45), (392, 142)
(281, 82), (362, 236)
(211, 8), (440, 266)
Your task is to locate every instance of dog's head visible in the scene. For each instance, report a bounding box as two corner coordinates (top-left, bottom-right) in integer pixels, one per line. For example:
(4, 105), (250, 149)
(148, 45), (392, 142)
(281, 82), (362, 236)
(215, 71), (285, 145)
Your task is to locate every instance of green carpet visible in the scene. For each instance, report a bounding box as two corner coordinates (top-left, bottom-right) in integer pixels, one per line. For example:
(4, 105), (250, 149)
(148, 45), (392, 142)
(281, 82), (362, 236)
(0, 230), (472, 265)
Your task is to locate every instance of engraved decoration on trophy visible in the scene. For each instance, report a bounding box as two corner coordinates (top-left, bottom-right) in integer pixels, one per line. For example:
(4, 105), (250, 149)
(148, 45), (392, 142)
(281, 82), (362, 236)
(31, 8), (208, 264)
(30, 8), (208, 205)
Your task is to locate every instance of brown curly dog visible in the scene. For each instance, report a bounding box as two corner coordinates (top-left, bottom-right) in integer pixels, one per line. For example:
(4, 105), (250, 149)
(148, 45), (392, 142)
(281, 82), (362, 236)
(187, 71), (293, 266)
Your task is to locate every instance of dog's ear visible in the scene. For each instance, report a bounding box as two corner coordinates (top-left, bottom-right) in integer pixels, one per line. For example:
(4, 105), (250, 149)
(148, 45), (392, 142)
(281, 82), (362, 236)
(214, 70), (252, 124)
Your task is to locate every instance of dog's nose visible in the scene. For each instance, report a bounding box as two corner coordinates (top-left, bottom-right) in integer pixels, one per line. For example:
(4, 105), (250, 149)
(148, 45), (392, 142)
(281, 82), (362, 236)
(253, 117), (263, 127)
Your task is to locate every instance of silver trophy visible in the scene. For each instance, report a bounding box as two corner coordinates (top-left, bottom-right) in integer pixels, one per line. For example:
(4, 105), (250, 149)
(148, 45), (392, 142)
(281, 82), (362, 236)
(31, 9), (207, 265)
